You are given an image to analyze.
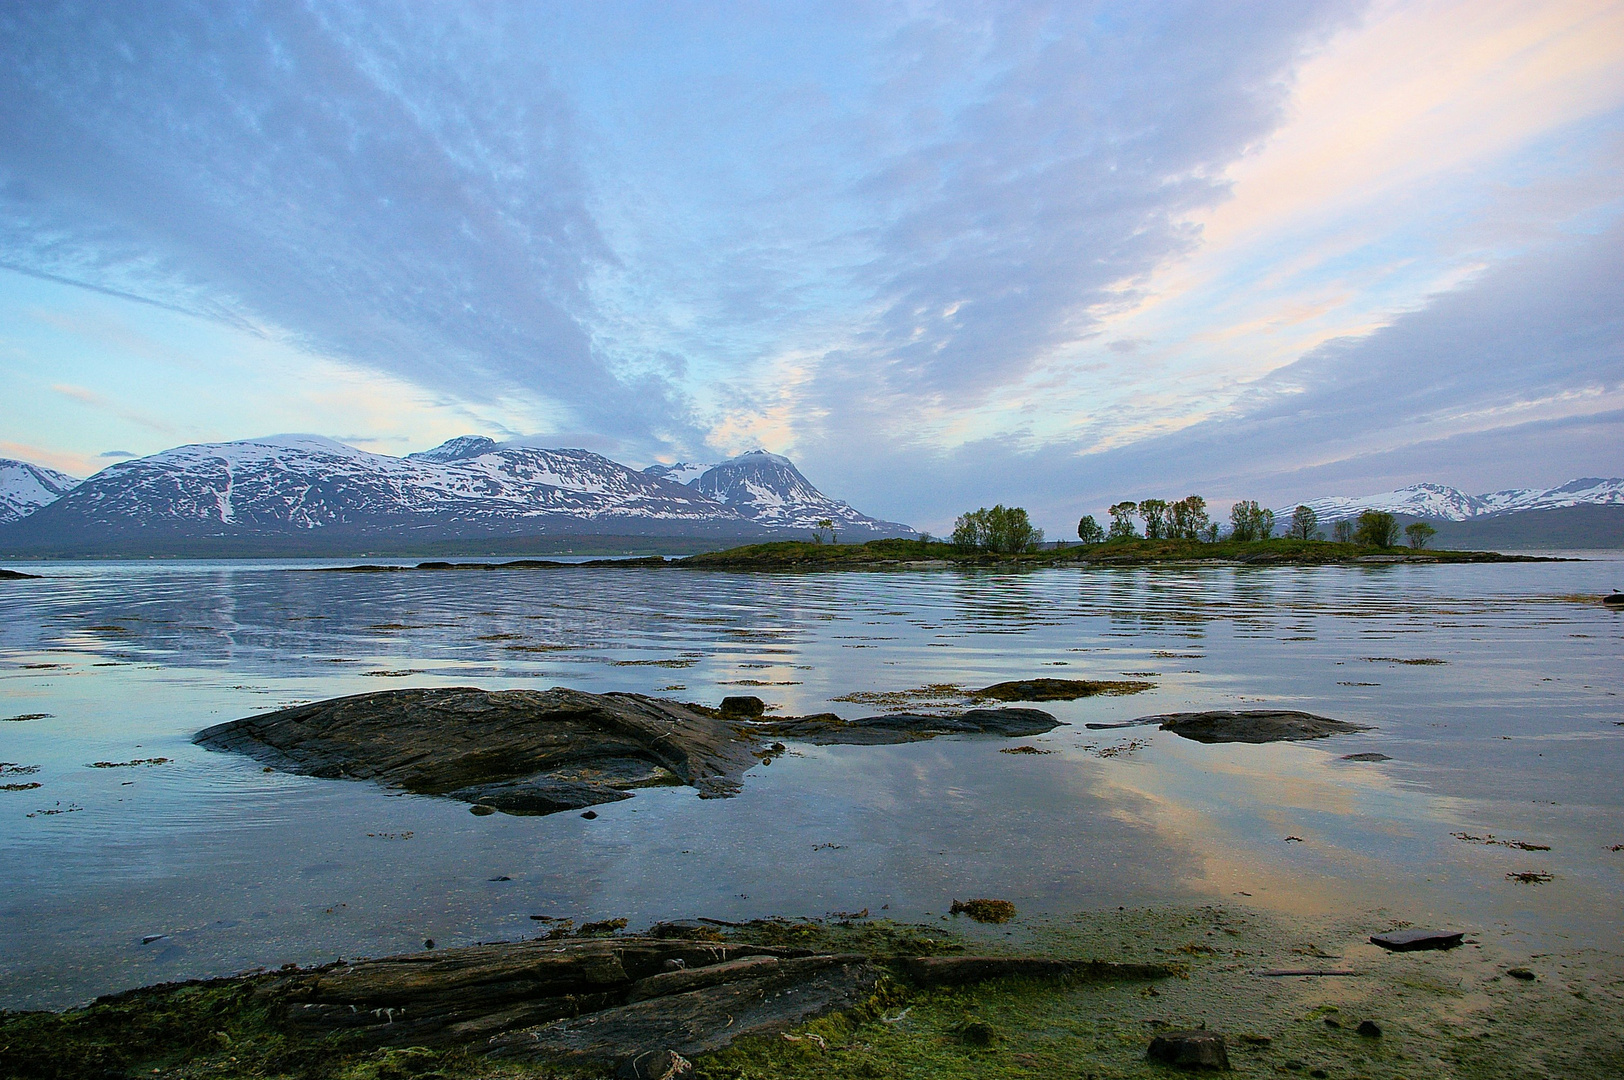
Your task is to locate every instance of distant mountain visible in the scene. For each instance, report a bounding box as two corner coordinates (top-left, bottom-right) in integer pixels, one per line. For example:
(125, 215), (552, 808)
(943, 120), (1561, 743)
(0, 436), (913, 555)
(644, 450), (912, 536)
(0, 459), (80, 524)
(1300, 478), (1624, 522)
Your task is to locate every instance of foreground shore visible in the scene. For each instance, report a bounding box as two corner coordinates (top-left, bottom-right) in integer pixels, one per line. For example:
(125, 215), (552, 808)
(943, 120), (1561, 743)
(3, 903), (1617, 1079)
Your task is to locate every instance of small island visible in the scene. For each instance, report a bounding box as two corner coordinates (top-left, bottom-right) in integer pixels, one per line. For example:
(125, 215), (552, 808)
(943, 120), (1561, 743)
(674, 535), (1550, 571)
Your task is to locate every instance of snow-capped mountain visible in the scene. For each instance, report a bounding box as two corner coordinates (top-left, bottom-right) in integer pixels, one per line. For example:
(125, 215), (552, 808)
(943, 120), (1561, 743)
(642, 461), (712, 486)
(643, 450), (914, 536)
(0, 436), (914, 552)
(0, 458), (80, 524)
(1299, 477), (1624, 521)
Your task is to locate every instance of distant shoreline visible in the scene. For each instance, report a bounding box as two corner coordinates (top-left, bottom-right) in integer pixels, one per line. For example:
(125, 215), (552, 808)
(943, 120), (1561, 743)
(280, 537), (1572, 574)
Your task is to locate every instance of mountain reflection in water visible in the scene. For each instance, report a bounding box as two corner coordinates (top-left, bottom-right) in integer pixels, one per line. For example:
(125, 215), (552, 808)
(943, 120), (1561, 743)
(1, 557), (1620, 1009)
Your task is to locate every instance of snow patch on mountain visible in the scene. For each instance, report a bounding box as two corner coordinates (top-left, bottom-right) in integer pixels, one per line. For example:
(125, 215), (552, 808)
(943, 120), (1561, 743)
(0, 459), (81, 524)
(5, 436), (914, 542)
(643, 461), (714, 486)
(1300, 478), (1624, 521)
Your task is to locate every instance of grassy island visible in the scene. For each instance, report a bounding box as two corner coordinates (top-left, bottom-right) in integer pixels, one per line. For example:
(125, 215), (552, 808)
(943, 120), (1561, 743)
(674, 536), (1551, 571)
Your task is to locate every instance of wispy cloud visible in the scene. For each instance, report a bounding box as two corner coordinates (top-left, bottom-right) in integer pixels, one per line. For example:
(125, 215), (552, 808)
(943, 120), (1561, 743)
(1, 1), (1620, 523)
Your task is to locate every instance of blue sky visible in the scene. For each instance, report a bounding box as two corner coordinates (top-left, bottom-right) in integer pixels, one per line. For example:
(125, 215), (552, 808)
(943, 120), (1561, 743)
(2, 0), (1621, 533)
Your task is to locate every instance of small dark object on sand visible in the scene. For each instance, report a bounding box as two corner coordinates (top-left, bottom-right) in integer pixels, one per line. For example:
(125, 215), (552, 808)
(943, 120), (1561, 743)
(581, 810), (598, 819)
(1147, 1030), (1230, 1069)
(1356, 1020), (1382, 1037)
(950, 898), (1016, 924)
(1508, 967), (1536, 980)
(1370, 929), (1464, 951)
(1507, 871), (1554, 884)
(1341, 752), (1391, 761)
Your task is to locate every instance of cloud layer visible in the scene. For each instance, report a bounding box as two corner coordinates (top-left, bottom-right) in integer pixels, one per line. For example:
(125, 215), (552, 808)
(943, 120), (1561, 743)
(1, 1), (1620, 527)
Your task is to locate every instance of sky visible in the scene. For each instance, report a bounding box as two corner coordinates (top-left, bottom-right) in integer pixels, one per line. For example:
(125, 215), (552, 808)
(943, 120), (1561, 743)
(1, 0), (1621, 534)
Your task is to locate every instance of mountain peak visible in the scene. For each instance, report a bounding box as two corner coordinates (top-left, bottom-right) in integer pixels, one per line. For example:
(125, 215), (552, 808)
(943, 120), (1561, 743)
(407, 436), (500, 463)
(0, 458), (82, 525)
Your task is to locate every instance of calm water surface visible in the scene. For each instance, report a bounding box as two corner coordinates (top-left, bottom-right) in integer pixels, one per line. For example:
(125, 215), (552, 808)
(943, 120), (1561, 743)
(1, 558), (1620, 1009)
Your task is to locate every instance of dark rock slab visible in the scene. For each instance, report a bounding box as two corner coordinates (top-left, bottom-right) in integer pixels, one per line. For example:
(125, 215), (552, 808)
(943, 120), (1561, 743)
(973, 678), (1153, 701)
(1117, 710), (1369, 744)
(904, 956), (1176, 987)
(1370, 929), (1464, 951)
(1147, 1030), (1230, 1069)
(753, 707), (1059, 745)
(1341, 752), (1391, 762)
(486, 954), (880, 1062)
(0, 568), (41, 580)
(718, 696), (764, 718)
(266, 936), (814, 1045)
(195, 687), (759, 815)
(198, 688), (1069, 813)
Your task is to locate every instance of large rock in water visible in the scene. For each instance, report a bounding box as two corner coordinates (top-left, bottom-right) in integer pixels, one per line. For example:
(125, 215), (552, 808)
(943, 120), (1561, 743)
(194, 687), (760, 814)
(195, 687), (1063, 814)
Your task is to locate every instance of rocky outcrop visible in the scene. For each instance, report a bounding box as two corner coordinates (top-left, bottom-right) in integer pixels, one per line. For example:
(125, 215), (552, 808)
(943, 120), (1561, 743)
(750, 707), (1059, 745)
(249, 932), (1176, 1068)
(196, 688), (1062, 814)
(1088, 710), (1369, 744)
(194, 688), (759, 814)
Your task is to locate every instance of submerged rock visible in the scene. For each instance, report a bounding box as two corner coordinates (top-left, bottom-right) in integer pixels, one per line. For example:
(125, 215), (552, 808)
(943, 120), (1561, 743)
(197, 687), (1061, 814)
(1092, 710), (1370, 744)
(972, 678), (1153, 701)
(751, 707), (1059, 745)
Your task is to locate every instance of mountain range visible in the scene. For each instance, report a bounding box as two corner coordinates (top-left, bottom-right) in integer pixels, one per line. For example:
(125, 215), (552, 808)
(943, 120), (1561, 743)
(0, 459), (80, 525)
(0, 436), (914, 555)
(1297, 478), (1624, 521)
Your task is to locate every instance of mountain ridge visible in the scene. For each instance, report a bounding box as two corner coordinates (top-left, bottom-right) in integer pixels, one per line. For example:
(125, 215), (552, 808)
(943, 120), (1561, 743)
(0, 436), (914, 555)
(0, 459), (81, 525)
(1297, 477), (1624, 522)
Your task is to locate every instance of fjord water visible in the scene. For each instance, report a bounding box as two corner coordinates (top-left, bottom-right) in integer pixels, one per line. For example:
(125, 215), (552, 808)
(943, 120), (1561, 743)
(1, 559), (1619, 1009)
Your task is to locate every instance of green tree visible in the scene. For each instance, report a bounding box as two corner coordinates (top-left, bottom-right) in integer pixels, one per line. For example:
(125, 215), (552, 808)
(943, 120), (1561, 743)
(1138, 498), (1170, 539)
(1169, 495), (1209, 540)
(1077, 514), (1105, 544)
(1107, 501), (1138, 540)
(1332, 519), (1355, 544)
(1229, 500), (1274, 541)
(1287, 504), (1319, 541)
(1201, 522), (1220, 543)
(811, 517), (837, 544)
(954, 505), (1043, 554)
(1404, 521), (1437, 549)
(1354, 510), (1400, 547)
